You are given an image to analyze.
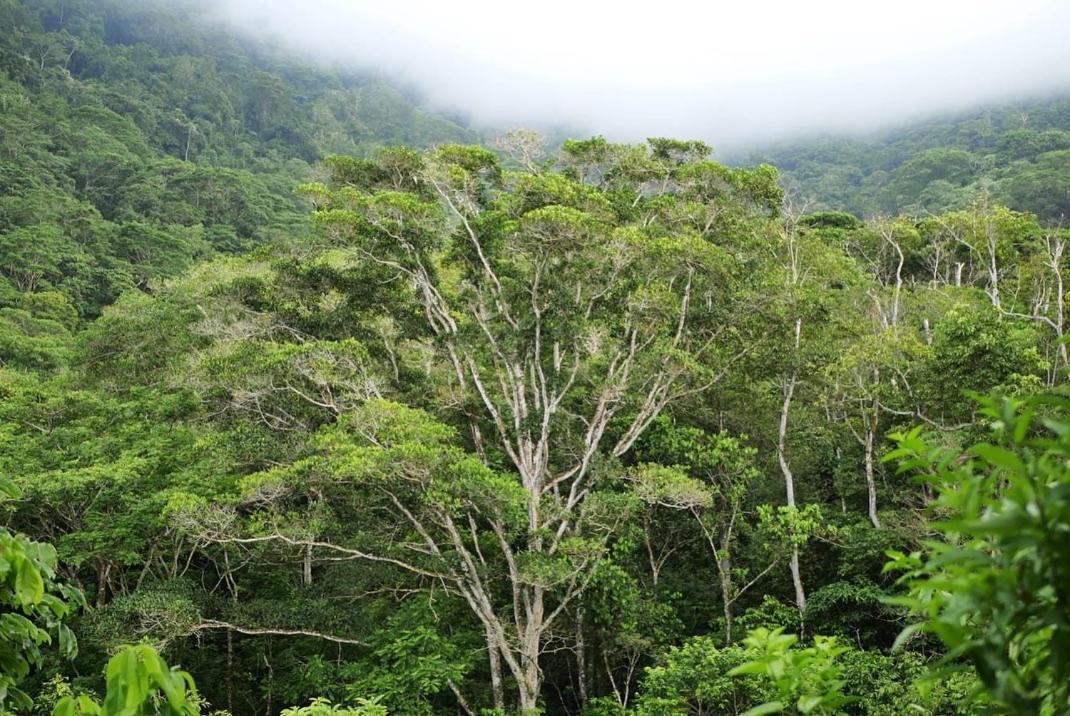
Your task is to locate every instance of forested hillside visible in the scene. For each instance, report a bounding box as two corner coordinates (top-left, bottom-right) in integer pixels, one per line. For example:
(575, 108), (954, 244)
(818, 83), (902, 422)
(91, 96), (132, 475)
(0, 0), (475, 320)
(2, 2), (1070, 715)
(750, 95), (1070, 222)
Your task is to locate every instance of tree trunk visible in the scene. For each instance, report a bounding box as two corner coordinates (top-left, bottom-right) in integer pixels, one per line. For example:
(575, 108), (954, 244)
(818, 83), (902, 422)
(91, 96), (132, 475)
(1047, 234), (1067, 377)
(575, 611), (589, 711)
(264, 649), (274, 716)
(96, 561), (112, 607)
(778, 372), (806, 615)
(226, 628), (234, 715)
(986, 219), (1001, 309)
(718, 552), (734, 643)
(779, 377), (798, 508)
(485, 625), (505, 712)
(518, 672), (540, 715)
(518, 592), (543, 714)
(789, 549), (805, 614)
(865, 370), (882, 529)
(864, 422), (881, 529)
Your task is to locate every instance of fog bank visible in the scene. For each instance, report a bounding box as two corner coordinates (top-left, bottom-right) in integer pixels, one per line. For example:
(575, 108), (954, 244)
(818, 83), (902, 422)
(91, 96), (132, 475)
(210, 0), (1070, 151)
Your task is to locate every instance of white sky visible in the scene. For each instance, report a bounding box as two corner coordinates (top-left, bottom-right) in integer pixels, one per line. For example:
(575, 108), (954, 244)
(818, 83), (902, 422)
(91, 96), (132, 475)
(212, 0), (1070, 151)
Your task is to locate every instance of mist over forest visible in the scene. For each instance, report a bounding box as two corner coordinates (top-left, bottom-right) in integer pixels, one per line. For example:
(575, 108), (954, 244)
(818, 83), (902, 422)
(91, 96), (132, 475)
(207, 0), (1070, 150)
(1, 1), (1069, 715)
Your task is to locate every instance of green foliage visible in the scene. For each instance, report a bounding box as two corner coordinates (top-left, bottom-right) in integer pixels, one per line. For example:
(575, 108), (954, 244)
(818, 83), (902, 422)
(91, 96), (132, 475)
(281, 697), (387, 716)
(0, 475), (82, 712)
(633, 627), (970, 716)
(885, 394), (1070, 713)
(3, 7), (1070, 709)
(757, 504), (827, 550)
(339, 603), (474, 715)
(634, 636), (771, 715)
(920, 305), (1045, 420)
(53, 644), (198, 716)
(727, 628), (853, 716)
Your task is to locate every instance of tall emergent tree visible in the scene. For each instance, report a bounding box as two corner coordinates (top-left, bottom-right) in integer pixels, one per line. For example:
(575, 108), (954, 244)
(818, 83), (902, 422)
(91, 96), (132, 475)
(187, 140), (780, 711)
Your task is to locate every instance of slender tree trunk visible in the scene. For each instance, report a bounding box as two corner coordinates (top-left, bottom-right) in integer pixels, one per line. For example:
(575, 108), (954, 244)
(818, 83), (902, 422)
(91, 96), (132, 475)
(96, 562), (111, 607)
(264, 649), (274, 716)
(1047, 234), (1067, 376)
(881, 225), (905, 329)
(788, 549), (805, 614)
(694, 507), (739, 644)
(779, 379), (797, 509)
(863, 420), (881, 529)
(834, 446), (847, 514)
(986, 217), (1001, 309)
(226, 628), (234, 715)
(865, 368), (882, 529)
(718, 551), (734, 643)
(575, 611), (589, 711)
(778, 371), (806, 615)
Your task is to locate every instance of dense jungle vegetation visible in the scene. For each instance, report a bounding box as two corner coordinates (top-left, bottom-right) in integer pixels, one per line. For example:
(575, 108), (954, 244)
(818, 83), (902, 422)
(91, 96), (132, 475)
(1, 1), (1069, 714)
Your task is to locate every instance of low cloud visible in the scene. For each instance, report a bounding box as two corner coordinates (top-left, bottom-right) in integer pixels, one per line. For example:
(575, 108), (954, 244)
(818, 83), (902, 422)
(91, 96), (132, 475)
(209, 0), (1070, 152)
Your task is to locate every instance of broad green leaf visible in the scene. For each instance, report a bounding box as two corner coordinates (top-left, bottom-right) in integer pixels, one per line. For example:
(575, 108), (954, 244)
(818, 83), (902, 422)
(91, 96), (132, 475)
(15, 558), (44, 605)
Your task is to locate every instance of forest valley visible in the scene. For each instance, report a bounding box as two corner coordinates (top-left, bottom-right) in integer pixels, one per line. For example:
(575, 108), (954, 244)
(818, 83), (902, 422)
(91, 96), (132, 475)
(2, 2), (1070, 716)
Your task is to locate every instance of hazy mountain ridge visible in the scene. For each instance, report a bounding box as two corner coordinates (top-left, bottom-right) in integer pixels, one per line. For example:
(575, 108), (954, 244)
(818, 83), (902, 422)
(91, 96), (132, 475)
(747, 94), (1070, 221)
